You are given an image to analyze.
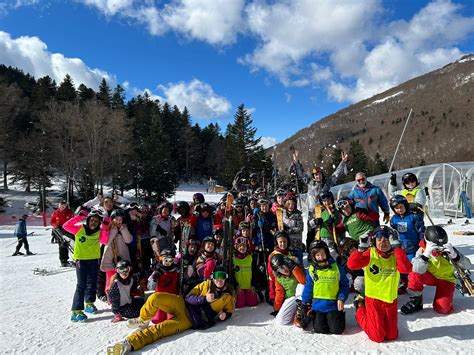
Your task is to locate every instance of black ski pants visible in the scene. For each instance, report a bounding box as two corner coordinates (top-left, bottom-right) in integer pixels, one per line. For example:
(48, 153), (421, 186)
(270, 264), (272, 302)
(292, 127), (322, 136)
(313, 310), (345, 334)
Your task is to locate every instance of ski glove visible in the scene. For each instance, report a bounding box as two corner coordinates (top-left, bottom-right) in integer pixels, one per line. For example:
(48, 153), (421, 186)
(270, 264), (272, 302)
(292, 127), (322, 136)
(308, 218), (317, 230)
(443, 243), (457, 259)
(389, 232), (401, 249)
(111, 314), (124, 323)
(423, 241), (439, 258)
(390, 173), (397, 186)
(358, 233), (370, 252)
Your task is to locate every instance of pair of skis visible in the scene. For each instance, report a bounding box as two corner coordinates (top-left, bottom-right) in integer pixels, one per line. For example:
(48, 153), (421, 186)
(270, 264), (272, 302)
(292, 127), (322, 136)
(222, 193), (234, 281)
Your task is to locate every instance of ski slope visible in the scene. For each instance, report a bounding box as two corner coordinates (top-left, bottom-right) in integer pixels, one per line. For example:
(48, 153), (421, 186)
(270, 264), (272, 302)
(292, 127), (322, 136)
(0, 190), (473, 354)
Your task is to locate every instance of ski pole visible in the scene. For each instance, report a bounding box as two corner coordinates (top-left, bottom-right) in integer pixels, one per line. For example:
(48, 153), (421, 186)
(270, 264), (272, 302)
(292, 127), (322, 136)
(389, 108), (413, 172)
(418, 206), (434, 226)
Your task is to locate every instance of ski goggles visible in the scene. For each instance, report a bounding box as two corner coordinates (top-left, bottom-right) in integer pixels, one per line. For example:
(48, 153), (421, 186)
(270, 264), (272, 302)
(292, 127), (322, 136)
(161, 257), (174, 264)
(212, 271), (228, 280)
(373, 230), (390, 240)
(234, 237), (247, 246)
(117, 266), (131, 274)
(336, 200), (350, 209)
(403, 176), (417, 183)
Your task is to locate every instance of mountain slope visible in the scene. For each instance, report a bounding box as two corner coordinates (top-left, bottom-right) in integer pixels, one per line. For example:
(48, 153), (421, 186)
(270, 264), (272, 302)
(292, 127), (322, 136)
(273, 55), (474, 172)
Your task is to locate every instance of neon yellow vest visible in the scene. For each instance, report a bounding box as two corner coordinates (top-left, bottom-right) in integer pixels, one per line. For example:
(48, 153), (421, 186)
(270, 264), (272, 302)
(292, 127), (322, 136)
(276, 274), (299, 298)
(401, 187), (420, 203)
(364, 248), (400, 303)
(233, 255), (253, 289)
(73, 226), (101, 260)
(309, 263), (340, 300)
(426, 253), (456, 283)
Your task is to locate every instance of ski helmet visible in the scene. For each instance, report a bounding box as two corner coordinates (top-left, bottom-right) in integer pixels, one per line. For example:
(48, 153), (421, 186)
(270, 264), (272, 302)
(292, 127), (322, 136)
(193, 193), (205, 204)
(389, 195), (410, 213)
(110, 209), (125, 220)
(255, 187), (266, 195)
(157, 202), (173, 215)
(274, 230), (290, 246)
(238, 221), (250, 230)
(312, 166), (325, 179)
(187, 238), (201, 247)
(199, 202), (212, 213)
(249, 173), (258, 180)
(274, 188), (286, 197)
(284, 192), (297, 203)
(87, 209), (103, 224)
(176, 201), (190, 216)
(232, 198), (244, 209)
(424, 225), (448, 246)
(270, 253), (286, 273)
(402, 173), (419, 188)
(258, 197), (271, 206)
(116, 259), (132, 274)
(338, 237), (359, 257)
(319, 191), (334, 205)
(371, 225), (398, 246)
(336, 197), (354, 211)
(308, 240), (330, 264)
(160, 248), (176, 258)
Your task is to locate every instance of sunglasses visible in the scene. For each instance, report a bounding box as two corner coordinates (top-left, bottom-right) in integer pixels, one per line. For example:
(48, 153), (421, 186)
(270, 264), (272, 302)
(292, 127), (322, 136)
(356, 178), (366, 182)
(336, 200), (350, 209)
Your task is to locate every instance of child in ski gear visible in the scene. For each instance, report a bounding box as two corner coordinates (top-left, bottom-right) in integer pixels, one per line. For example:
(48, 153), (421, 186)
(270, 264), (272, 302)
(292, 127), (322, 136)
(100, 209), (133, 294)
(310, 192), (344, 259)
(109, 271), (234, 353)
(195, 203), (214, 241)
(12, 214), (33, 256)
(271, 189), (286, 214)
(389, 195), (425, 293)
(338, 238), (364, 294)
(388, 172), (427, 212)
(270, 253), (306, 326)
(401, 226), (472, 315)
(347, 226), (412, 343)
(268, 231), (292, 303)
(175, 201), (197, 243)
(176, 239), (201, 294)
(231, 198), (246, 230)
(70, 210), (103, 322)
(109, 260), (145, 323)
(194, 236), (219, 280)
(50, 201), (73, 243)
(282, 192), (304, 264)
(292, 149), (348, 254)
(253, 198), (276, 253)
(236, 221), (255, 251)
(337, 197), (375, 240)
(149, 202), (175, 251)
(348, 172), (390, 225)
(233, 237), (259, 308)
(302, 240), (349, 334)
(191, 193), (205, 213)
(148, 248), (180, 324)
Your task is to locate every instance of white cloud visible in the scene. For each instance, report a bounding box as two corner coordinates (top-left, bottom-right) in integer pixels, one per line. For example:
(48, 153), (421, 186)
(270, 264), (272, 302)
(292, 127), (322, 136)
(284, 93), (291, 103)
(259, 136), (278, 149)
(157, 79), (232, 118)
(81, 0), (133, 16)
(0, 31), (114, 90)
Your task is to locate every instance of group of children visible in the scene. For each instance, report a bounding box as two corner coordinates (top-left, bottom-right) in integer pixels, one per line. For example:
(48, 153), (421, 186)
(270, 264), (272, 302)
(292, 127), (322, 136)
(45, 170), (471, 354)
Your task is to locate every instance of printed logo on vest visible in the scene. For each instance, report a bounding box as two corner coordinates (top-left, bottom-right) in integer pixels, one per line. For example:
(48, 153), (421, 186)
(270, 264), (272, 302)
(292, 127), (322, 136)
(79, 236), (86, 243)
(369, 264), (379, 275)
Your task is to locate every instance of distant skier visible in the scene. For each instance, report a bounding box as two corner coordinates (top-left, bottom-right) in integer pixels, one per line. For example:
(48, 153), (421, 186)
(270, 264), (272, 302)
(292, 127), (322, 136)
(12, 214), (34, 256)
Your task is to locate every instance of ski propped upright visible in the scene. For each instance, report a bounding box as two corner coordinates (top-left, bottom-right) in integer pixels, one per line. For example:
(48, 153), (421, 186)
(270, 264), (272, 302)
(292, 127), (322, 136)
(222, 193), (234, 276)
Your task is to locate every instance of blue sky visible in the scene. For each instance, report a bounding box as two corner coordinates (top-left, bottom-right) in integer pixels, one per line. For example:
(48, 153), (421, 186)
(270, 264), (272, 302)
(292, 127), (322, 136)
(1, 0), (473, 147)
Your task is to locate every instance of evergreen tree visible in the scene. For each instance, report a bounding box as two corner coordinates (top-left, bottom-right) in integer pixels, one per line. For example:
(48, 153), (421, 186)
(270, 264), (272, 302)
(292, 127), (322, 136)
(78, 84), (95, 104)
(371, 152), (388, 176)
(111, 84), (125, 110)
(31, 75), (57, 112)
(56, 74), (77, 102)
(96, 78), (111, 107)
(348, 140), (369, 177)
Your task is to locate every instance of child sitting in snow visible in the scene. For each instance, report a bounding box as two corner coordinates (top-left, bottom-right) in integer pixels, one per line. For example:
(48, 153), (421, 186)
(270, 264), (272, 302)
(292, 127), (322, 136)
(194, 236), (219, 280)
(108, 260), (145, 323)
(302, 240), (349, 334)
(270, 254), (306, 326)
(267, 231), (292, 305)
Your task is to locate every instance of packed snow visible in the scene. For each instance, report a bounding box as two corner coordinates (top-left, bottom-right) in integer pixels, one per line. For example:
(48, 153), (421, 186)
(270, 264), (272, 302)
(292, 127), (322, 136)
(0, 188), (473, 354)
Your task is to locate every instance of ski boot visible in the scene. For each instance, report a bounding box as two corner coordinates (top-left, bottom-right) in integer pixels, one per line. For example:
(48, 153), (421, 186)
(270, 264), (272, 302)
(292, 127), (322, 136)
(84, 303), (98, 314)
(71, 311), (88, 322)
(26, 251), (34, 256)
(12, 251), (24, 256)
(353, 294), (365, 310)
(401, 295), (423, 315)
(398, 280), (408, 295)
(295, 299), (311, 329)
(126, 318), (150, 330)
(107, 340), (132, 355)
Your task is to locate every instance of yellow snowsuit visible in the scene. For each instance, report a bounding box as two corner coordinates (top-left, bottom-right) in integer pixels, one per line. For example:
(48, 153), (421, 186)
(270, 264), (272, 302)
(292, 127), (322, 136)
(127, 280), (234, 350)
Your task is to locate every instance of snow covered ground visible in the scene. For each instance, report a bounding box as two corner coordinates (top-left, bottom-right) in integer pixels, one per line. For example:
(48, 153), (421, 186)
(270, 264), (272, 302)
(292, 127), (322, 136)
(0, 188), (473, 354)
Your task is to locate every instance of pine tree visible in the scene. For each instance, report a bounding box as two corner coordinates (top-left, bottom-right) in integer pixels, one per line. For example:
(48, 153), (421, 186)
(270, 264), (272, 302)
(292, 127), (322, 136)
(78, 84), (95, 104)
(111, 84), (125, 110)
(56, 74), (77, 102)
(348, 140), (369, 177)
(96, 78), (111, 107)
(31, 75), (57, 112)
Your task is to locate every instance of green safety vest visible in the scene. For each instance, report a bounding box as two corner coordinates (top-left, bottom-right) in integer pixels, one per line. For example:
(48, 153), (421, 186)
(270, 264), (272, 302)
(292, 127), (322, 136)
(364, 248), (400, 303)
(426, 253), (456, 283)
(73, 226), (101, 260)
(276, 274), (299, 298)
(400, 187), (420, 203)
(309, 263), (340, 300)
(233, 254), (253, 289)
